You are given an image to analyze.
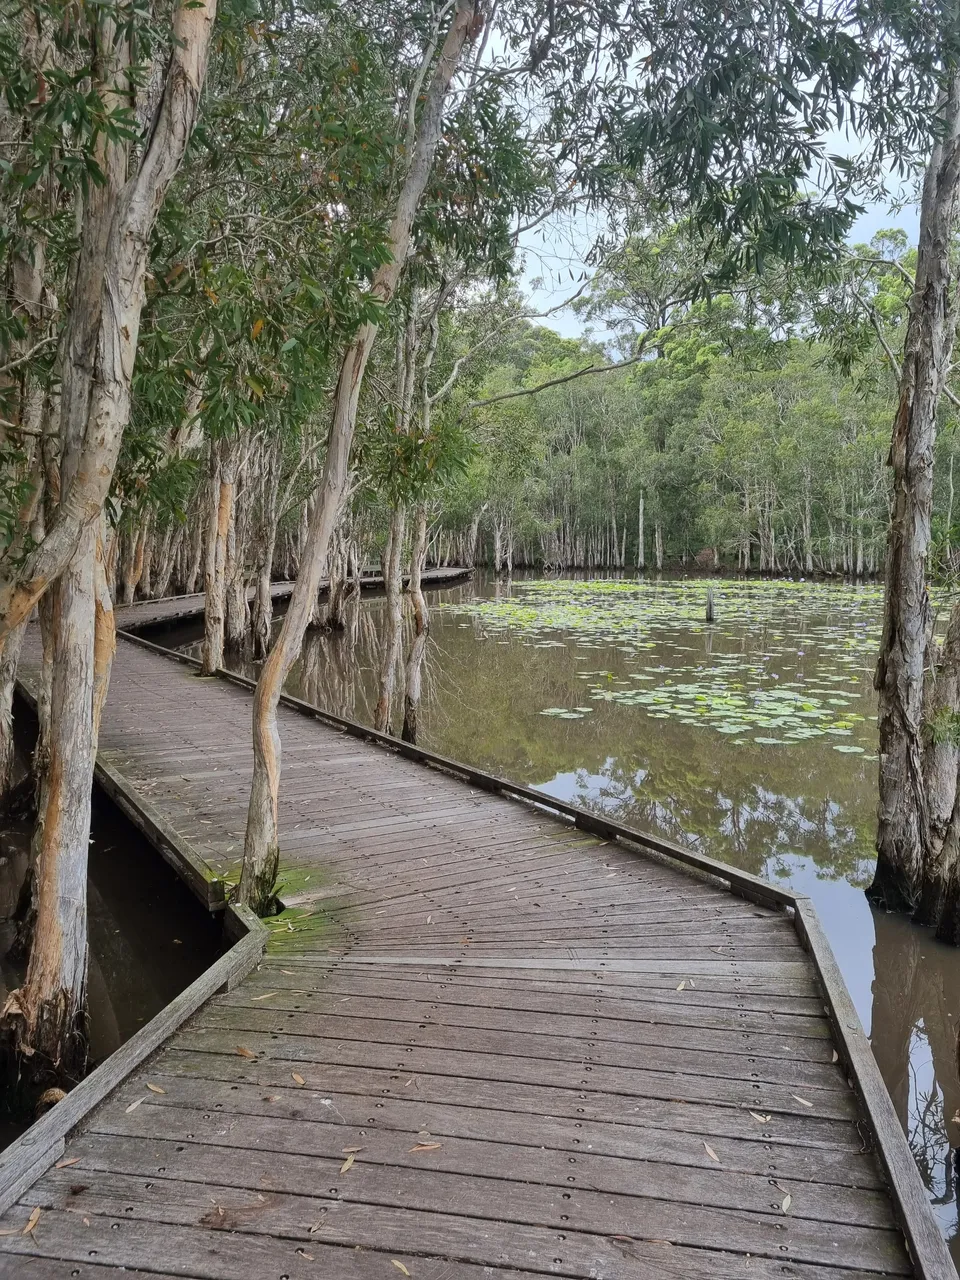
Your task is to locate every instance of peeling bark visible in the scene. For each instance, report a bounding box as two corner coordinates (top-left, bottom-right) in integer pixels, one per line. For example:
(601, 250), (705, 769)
(402, 506), (429, 743)
(4, 527), (97, 1083)
(0, 0), (220, 641)
(871, 70), (960, 913)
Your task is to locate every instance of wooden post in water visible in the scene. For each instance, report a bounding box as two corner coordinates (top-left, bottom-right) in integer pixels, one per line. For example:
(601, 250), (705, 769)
(705, 587), (715, 623)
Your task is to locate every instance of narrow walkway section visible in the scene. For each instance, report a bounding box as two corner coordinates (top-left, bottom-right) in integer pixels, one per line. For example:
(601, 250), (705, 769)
(117, 565), (470, 630)
(0, 636), (940, 1278)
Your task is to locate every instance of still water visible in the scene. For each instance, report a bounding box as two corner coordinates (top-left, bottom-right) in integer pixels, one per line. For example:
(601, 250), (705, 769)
(175, 572), (960, 1260)
(0, 787), (222, 1140)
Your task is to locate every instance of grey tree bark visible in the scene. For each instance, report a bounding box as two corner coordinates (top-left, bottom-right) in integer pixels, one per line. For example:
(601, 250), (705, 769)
(402, 505), (430, 743)
(870, 69), (960, 912)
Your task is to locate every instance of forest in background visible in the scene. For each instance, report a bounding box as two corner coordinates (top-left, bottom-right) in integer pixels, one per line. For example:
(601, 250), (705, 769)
(75, 228), (955, 605)
(2, 0), (960, 1086)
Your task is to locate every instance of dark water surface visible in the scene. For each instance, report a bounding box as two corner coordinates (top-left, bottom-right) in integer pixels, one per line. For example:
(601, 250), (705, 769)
(0, 787), (222, 1142)
(173, 572), (960, 1260)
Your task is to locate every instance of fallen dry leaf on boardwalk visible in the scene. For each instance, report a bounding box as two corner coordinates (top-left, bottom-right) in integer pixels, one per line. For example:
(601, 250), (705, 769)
(292, 1072), (305, 1086)
(409, 1142), (442, 1153)
(125, 1097), (145, 1114)
(340, 1153), (355, 1174)
(55, 1157), (81, 1169)
(392, 1263), (411, 1276)
(23, 1207), (41, 1235)
(703, 1142), (720, 1162)
(146, 1083), (166, 1095)
(235, 1046), (256, 1059)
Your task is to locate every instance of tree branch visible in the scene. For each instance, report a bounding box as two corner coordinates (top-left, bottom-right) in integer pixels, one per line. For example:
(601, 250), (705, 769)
(467, 337), (652, 409)
(0, 335), (57, 377)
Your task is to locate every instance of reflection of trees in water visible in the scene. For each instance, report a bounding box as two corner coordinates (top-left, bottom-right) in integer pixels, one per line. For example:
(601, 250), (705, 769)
(871, 909), (960, 1253)
(556, 749), (873, 884)
(287, 598), (441, 740)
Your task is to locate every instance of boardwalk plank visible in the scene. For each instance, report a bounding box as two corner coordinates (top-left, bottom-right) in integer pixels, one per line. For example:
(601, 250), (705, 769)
(1, 633), (942, 1278)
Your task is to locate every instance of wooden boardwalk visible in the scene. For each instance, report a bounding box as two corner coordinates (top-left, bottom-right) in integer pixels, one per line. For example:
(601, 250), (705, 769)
(117, 565), (471, 630)
(0, 628), (952, 1278)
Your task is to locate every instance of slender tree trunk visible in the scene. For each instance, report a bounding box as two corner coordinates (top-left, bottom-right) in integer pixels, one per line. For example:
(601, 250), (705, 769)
(803, 471), (814, 573)
(238, 0), (477, 916)
(186, 499), (204, 594)
(4, 526), (96, 1083)
(252, 451), (281, 659)
(871, 70), (960, 913)
(201, 440), (236, 674)
(224, 471), (249, 650)
(948, 451), (955, 568)
(374, 507), (407, 733)
(466, 511), (481, 568)
(0, 0), (219, 641)
(402, 507), (430, 743)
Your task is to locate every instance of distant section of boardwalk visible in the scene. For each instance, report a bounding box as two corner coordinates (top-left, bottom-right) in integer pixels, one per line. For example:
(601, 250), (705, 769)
(0, 631), (951, 1277)
(116, 565), (471, 630)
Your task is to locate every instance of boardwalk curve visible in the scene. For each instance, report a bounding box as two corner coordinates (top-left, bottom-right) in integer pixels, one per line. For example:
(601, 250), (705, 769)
(0, 620), (953, 1278)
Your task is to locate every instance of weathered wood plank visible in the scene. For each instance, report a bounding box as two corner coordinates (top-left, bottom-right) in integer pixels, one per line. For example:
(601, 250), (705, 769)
(101, 1073), (884, 1187)
(3, 632), (945, 1280)
(169, 1026), (861, 1118)
(157, 1049), (864, 1147)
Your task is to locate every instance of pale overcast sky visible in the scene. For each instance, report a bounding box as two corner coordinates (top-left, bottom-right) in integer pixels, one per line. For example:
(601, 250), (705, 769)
(521, 193), (921, 343)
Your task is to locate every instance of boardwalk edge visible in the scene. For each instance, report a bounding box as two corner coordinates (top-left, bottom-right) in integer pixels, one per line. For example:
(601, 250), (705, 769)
(0, 697), (268, 1219)
(114, 621), (958, 1280)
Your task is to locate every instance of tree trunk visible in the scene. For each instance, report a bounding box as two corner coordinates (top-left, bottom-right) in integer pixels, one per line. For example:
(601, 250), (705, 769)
(803, 471), (814, 573)
(870, 70), (960, 913)
(402, 507), (430, 743)
(201, 440), (236, 674)
(224, 470), (249, 650)
(374, 507), (407, 733)
(238, 0), (477, 917)
(466, 512), (481, 568)
(948, 450), (956, 569)
(3, 527), (97, 1084)
(252, 451), (281, 660)
(0, 0), (219, 641)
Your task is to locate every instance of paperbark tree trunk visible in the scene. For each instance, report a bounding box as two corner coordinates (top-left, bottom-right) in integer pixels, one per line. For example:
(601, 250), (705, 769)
(402, 506), (429, 744)
(252, 449), (281, 659)
(914, 601), (960, 926)
(0, 0), (219, 642)
(374, 506), (407, 733)
(239, 0), (478, 914)
(870, 70), (960, 913)
(201, 440), (236, 674)
(0, 0), (218, 1076)
(224, 469), (250, 650)
(3, 525), (97, 1084)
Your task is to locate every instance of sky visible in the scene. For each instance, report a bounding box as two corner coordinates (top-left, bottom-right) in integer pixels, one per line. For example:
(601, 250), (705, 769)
(521, 193), (921, 342)
(521, 151), (923, 343)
